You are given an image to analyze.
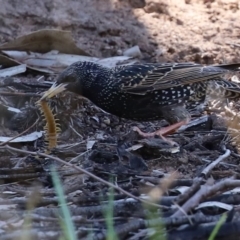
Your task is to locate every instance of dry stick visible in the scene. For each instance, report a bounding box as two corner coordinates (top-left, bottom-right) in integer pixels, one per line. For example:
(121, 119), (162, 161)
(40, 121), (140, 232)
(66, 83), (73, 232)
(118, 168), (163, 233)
(172, 179), (240, 218)
(226, 42), (240, 48)
(201, 149), (231, 177)
(0, 118), (40, 146)
(175, 177), (202, 206)
(2, 145), (167, 209)
(172, 149), (231, 217)
(173, 148), (231, 214)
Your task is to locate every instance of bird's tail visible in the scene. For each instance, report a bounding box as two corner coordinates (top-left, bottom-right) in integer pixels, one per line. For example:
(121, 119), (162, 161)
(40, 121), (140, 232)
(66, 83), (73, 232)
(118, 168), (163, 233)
(209, 63), (240, 98)
(208, 78), (240, 99)
(224, 86), (240, 99)
(216, 63), (240, 71)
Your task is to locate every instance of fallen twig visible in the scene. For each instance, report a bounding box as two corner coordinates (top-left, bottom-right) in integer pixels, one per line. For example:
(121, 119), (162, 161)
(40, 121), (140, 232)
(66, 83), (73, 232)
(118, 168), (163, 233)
(201, 148), (231, 178)
(172, 179), (240, 218)
(0, 145), (168, 209)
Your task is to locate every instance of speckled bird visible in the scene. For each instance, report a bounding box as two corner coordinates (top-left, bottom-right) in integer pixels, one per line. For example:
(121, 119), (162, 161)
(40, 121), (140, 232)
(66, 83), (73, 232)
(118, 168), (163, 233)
(40, 61), (240, 139)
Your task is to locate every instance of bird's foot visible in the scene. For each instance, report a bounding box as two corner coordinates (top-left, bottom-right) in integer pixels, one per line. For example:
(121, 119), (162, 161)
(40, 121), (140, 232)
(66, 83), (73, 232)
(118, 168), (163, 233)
(133, 120), (189, 146)
(133, 126), (177, 146)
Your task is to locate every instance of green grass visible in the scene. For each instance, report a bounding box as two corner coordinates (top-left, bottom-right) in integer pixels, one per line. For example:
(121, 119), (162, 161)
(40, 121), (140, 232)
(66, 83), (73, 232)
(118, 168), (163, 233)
(51, 169), (227, 240)
(51, 166), (77, 240)
(51, 170), (119, 240)
(103, 186), (118, 240)
(208, 213), (227, 240)
(145, 203), (166, 240)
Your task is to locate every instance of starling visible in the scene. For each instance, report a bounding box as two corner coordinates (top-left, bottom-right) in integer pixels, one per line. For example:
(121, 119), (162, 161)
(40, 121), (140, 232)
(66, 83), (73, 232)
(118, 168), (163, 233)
(40, 61), (240, 142)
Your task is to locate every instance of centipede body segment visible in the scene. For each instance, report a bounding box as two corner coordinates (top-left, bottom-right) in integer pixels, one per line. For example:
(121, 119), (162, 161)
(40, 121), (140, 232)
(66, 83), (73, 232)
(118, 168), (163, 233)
(36, 99), (60, 153)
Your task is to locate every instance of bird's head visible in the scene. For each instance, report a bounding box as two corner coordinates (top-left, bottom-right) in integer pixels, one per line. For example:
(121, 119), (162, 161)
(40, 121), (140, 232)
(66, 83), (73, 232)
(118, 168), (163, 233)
(39, 62), (91, 101)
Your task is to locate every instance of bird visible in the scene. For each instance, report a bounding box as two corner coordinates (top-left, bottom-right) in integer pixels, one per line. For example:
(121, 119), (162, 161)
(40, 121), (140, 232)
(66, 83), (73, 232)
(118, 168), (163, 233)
(39, 61), (240, 144)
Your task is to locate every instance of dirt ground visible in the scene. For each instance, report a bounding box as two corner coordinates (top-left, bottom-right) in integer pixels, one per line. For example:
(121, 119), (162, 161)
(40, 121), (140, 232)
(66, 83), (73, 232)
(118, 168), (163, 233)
(1, 0), (240, 239)
(1, 0), (240, 63)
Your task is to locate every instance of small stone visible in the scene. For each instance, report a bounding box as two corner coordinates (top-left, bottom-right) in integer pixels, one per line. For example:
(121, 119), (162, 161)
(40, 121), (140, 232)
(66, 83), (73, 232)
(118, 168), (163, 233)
(144, 0), (169, 14)
(103, 117), (111, 125)
(129, 0), (146, 8)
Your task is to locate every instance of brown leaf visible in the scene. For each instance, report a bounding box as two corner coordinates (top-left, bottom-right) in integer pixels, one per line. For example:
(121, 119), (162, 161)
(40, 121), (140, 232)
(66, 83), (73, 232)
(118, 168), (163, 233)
(0, 29), (89, 55)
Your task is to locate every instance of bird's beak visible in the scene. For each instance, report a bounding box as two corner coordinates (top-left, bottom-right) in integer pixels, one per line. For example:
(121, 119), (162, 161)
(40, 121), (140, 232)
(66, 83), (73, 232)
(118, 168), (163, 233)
(39, 82), (68, 101)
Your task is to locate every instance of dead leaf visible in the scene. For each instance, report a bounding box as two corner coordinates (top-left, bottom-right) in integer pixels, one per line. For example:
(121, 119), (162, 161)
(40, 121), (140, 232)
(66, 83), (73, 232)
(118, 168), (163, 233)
(0, 64), (26, 77)
(97, 55), (135, 68)
(196, 201), (233, 211)
(0, 131), (43, 143)
(2, 50), (99, 73)
(0, 29), (89, 55)
(0, 30), (141, 73)
(87, 140), (96, 150)
(0, 54), (21, 67)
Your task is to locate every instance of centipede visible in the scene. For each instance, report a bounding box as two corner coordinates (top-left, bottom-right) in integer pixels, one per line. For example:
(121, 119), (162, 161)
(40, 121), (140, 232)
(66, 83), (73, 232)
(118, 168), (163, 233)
(36, 99), (60, 154)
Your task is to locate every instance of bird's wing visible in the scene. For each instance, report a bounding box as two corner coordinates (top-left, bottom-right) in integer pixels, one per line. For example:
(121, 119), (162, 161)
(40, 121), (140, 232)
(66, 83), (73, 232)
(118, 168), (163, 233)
(114, 63), (239, 95)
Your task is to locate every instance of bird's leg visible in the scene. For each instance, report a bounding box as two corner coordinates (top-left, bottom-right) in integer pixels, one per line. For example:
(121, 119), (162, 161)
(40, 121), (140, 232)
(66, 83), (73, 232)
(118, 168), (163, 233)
(133, 119), (190, 146)
(154, 119), (190, 136)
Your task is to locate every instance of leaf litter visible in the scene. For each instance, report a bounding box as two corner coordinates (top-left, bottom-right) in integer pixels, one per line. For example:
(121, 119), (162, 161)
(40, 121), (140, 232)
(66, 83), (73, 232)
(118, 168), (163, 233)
(0, 15), (240, 240)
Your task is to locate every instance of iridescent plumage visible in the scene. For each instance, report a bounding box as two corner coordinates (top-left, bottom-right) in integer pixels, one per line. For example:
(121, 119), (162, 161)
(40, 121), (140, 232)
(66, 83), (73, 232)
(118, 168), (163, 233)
(41, 61), (240, 125)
